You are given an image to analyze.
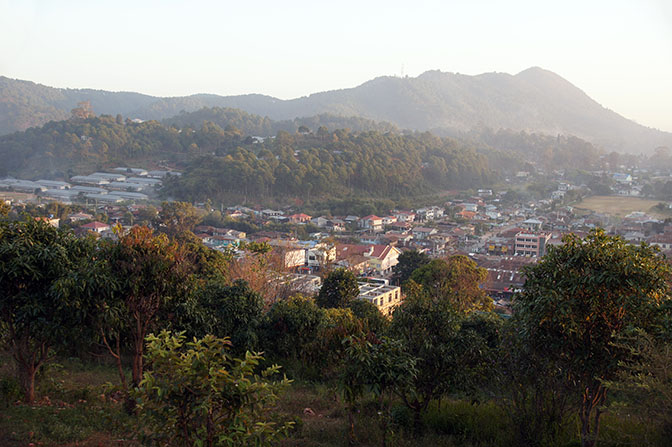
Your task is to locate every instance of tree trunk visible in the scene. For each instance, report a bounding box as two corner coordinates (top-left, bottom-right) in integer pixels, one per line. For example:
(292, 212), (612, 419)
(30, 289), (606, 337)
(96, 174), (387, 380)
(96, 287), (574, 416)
(348, 407), (356, 446)
(19, 365), (37, 404)
(579, 386), (606, 447)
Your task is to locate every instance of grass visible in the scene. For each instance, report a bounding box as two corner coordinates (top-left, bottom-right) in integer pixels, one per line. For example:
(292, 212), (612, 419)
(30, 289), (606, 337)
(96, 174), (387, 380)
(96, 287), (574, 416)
(1, 355), (670, 447)
(574, 195), (666, 218)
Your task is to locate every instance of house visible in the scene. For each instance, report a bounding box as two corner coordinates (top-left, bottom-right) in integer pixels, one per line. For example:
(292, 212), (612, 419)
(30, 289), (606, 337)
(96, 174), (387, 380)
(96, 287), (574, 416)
(649, 234), (672, 250)
(35, 216), (60, 228)
(288, 213), (312, 224)
(412, 227), (437, 240)
(80, 221), (111, 234)
(366, 244), (402, 274)
(326, 218), (346, 232)
(311, 216), (329, 227)
(416, 206), (444, 221)
(382, 215), (397, 225)
(262, 209), (283, 218)
(358, 215), (383, 231)
(394, 211), (416, 222)
(456, 210), (477, 220)
(68, 212), (93, 222)
(613, 173), (633, 184)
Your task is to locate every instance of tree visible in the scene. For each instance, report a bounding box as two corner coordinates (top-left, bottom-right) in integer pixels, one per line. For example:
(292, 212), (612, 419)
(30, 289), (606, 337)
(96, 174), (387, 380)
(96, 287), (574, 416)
(195, 279), (264, 354)
(388, 290), (461, 432)
(515, 229), (671, 447)
(262, 294), (325, 362)
(410, 255), (491, 313)
(0, 219), (97, 402)
(133, 330), (293, 447)
(0, 201), (10, 217)
(157, 201), (202, 237)
(316, 268), (360, 309)
(340, 336), (416, 447)
(99, 226), (191, 389)
(391, 249), (430, 287)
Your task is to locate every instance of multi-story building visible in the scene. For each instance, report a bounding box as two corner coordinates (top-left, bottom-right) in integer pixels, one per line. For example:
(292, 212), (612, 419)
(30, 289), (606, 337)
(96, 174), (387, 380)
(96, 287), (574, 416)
(514, 231), (551, 257)
(357, 282), (403, 316)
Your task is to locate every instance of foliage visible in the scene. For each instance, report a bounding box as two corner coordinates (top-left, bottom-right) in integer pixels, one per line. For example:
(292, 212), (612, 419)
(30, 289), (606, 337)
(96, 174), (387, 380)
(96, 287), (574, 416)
(409, 255), (491, 313)
(157, 201), (202, 237)
(605, 330), (672, 441)
(515, 229), (672, 447)
(316, 268), (360, 309)
(496, 319), (574, 447)
(194, 279), (264, 354)
(339, 335), (417, 446)
(391, 249), (430, 287)
(133, 330), (293, 447)
(261, 294), (326, 363)
(346, 299), (388, 335)
(98, 226), (192, 389)
(163, 130), (491, 202)
(0, 218), (98, 403)
(388, 292), (461, 431)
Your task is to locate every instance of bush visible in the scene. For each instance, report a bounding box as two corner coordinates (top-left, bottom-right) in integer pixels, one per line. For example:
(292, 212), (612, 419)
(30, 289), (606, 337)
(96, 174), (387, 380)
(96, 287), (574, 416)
(133, 330), (294, 447)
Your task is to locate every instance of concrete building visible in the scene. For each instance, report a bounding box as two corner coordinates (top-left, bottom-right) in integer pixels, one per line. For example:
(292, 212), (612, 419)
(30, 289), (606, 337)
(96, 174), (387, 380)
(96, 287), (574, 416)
(514, 231), (551, 257)
(357, 282), (403, 316)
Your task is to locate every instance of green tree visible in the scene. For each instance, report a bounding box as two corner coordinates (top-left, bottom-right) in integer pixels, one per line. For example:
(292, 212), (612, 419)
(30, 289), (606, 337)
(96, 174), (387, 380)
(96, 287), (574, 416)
(134, 330), (293, 447)
(389, 290), (461, 432)
(317, 268), (360, 309)
(195, 279), (264, 354)
(0, 219), (97, 402)
(516, 229), (671, 447)
(262, 294), (325, 362)
(99, 226), (192, 390)
(410, 255), (491, 313)
(391, 249), (430, 287)
(340, 336), (416, 447)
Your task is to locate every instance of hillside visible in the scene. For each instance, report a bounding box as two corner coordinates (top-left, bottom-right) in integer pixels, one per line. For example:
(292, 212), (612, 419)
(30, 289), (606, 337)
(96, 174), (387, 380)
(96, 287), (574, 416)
(2, 68), (669, 153)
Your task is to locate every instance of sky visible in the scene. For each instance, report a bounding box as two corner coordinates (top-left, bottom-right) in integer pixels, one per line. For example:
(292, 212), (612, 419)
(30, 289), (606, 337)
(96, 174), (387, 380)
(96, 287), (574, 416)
(1, 0), (671, 131)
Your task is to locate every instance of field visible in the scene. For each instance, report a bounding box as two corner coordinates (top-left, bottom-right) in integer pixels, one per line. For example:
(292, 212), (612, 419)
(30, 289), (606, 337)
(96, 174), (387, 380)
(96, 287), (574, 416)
(0, 355), (667, 447)
(574, 195), (667, 218)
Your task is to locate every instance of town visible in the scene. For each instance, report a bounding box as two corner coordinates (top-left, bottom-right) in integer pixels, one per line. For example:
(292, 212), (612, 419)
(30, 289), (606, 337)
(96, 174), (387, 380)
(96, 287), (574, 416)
(3, 162), (671, 318)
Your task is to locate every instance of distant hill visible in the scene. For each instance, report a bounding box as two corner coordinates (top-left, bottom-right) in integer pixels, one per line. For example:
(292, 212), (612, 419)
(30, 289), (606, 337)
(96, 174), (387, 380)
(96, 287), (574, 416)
(2, 68), (670, 153)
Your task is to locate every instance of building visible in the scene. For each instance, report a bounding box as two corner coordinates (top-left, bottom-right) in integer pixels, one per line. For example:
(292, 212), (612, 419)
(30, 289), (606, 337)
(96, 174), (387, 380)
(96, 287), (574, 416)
(35, 216), (60, 228)
(359, 215), (384, 231)
(288, 213), (312, 224)
(514, 232), (551, 257)
(36, 180), (70, 190)
(357, 282), (403, 316)
(80, 221), (111, 233)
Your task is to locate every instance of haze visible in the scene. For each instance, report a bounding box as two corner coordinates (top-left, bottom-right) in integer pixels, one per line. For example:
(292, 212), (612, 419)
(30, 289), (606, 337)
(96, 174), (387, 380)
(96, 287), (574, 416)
(1, 0), (671, 132)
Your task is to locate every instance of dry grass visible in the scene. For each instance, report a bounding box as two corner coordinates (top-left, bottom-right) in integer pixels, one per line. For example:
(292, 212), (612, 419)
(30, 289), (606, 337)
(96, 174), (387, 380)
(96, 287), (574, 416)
(574, 195), (666, 218)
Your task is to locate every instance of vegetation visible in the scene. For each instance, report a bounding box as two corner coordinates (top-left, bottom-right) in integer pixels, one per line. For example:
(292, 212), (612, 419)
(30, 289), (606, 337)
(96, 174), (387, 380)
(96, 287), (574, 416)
(1, 221), (672, 446)
(515, 229), (671, 447)
(133, 330), (292, 447)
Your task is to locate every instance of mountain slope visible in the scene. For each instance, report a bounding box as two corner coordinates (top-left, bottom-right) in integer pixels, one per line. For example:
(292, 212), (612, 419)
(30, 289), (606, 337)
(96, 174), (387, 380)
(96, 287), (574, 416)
(1, 68), (670, 153)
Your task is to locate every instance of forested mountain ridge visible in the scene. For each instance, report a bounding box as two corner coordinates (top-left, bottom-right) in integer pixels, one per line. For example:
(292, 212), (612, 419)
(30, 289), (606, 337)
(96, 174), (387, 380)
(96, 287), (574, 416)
(0, 76), (155, 134)
(1, 69), (670, 153)
(0, 108), (604, 197)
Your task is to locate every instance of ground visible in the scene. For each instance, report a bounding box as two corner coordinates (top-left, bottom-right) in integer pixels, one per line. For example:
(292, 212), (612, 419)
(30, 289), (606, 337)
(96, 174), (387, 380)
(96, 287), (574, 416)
(574, 195), (667, 218)
(0, 354), (667, 446)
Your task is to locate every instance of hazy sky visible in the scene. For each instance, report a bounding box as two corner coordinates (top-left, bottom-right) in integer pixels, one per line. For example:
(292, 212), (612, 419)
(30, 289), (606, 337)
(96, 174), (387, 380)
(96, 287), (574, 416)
(2, 0), (671, 131)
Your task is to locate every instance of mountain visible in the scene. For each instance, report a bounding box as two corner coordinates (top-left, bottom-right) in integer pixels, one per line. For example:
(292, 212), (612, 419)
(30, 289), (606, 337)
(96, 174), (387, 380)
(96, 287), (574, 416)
(0, 76), (156, 135)
(2, 68), (670, 153)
